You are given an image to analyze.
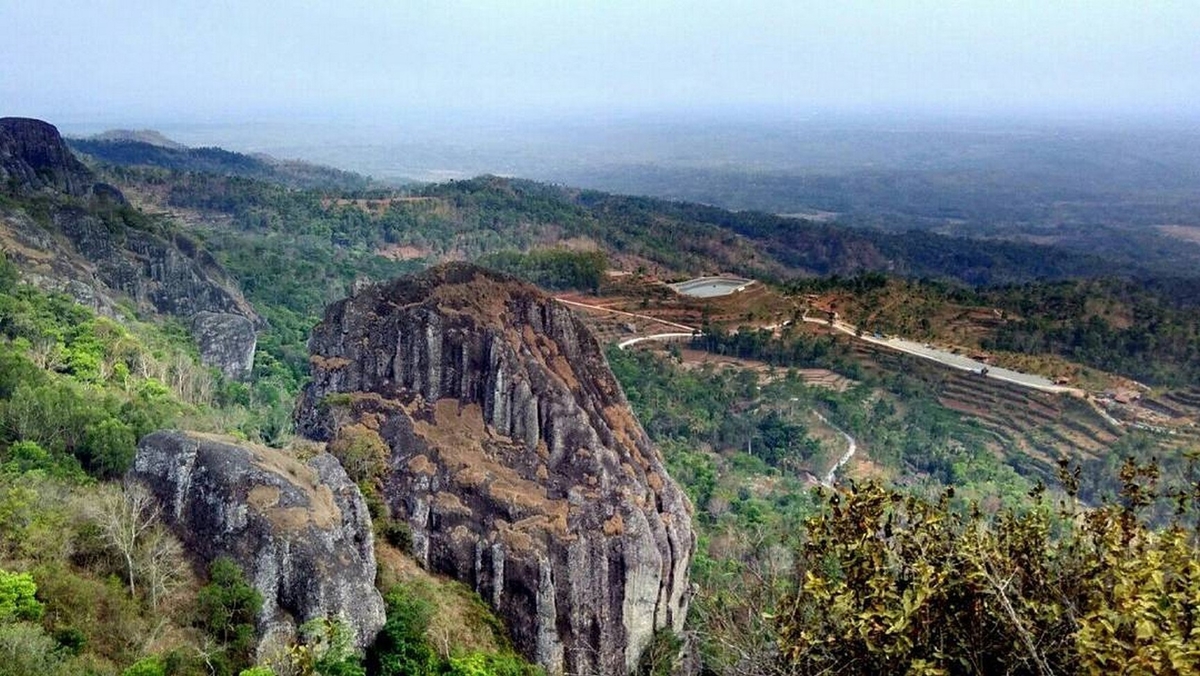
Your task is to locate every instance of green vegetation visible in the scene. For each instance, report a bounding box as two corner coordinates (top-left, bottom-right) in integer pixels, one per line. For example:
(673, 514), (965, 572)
(6, 133), (1200, 675)
(366, 586), (540, 676)
(69, 138), (371, 191)
(477, 249), (607, 292)
(779, 460), (1200, 675)
(981, 278), (1200, 387)
(196, 558), (263, 673)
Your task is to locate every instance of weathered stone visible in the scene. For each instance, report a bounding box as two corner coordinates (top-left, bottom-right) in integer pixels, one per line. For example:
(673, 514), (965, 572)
(130, 430), (386, 653)
(0, 117), (94, 196)
(296, 263), (695, 675)
(192, 311), (257, 380)
(0, 117), (261, 364)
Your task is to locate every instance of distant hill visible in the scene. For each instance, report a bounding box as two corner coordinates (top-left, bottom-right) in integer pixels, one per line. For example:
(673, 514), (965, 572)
(68, 134), (371, 191)
(89, 128), (186, 149)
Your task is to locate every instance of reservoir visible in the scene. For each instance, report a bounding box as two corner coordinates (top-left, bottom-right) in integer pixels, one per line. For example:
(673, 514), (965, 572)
(669, 276), (754, 298)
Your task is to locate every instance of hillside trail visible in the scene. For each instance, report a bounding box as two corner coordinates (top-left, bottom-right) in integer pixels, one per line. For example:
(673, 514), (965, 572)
(814, 410), (857, 487)
(554, 297), (696, 332)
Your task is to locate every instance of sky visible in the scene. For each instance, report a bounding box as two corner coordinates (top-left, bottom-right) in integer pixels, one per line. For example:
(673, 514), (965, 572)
(3, 1), (1200, 127)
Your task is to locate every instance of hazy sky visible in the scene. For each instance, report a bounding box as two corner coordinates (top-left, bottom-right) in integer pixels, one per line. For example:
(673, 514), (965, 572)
(3, 1), (1199, 126)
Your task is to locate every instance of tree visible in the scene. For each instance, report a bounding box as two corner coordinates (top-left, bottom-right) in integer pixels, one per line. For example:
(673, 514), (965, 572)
(0, 251), (17, 294)
(285, 618), (366, 676)
(90, 482), (161, 600)
(82, 417), (137, 478)
(777, 464), (1200, 676)
(196, 557), (263, 671)
(0, 569), (43, 623)
(136, 523), (186, 611)
(366, 587), (437, 676)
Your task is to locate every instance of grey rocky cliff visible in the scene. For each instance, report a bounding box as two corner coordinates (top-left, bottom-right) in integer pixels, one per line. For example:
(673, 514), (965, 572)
(296, 263), (695, 676)
(0, 117), (260, 373)
(0, 117), (96, 196)
(130, 430), (386, 653)
(192, 311), (258, 380)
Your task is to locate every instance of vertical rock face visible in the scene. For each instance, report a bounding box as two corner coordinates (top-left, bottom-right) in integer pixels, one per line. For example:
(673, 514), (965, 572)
(192, 312), (258, 380)
(130, 430), (386, 652)
(296, 263), (695, 676)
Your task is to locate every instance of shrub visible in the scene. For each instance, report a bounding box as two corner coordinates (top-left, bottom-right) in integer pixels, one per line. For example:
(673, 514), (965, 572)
(366, 587), (437, 676)
(0, 569), (42, 622)
(122, 655), (167, 676)
(196, 557), (263, 673)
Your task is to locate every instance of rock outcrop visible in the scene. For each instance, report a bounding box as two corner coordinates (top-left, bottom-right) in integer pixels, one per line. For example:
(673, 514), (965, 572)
(192, 311), (258, 380)
(130, 430), (386, 652)
(296, 263), (695, 675)
(0, 117), (260, 375)
(0, 117), (96, 196)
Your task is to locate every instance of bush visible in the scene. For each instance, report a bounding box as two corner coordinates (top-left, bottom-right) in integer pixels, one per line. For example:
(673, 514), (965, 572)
(367, 587), (437, 676)
(0, 569), (43, 622)
(445, 652), (541, 676)
(122, 655), (167, 676)
(778, 463), (1200, 675)
(82, 417), (136, 478)
(196, 558), (263, 674)
(0, 621), (72, 675)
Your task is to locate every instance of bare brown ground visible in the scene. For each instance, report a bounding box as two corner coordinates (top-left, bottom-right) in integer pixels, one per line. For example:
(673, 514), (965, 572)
(1157, 225), (1200, 244)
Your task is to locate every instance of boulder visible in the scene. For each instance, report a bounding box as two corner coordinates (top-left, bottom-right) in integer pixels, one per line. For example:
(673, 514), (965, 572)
(296, 263), (695, 675)
(130, 430), (386, 653)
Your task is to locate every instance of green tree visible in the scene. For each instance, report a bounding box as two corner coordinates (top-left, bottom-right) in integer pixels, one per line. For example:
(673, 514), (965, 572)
(287, 617), (365, 676)
(121, 656), (167, 676)
(0, 569), (43, 623)
(778, 464), (1200, 676)
(197, 557), (263, 673)
(366, 587), (438, 676)
(0, 251), (17, 294)
(82, 417), (137, 478)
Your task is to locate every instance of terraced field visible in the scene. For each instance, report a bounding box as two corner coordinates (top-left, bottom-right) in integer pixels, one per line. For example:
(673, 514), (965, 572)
(560, 276), (1193, 484)
(850, 339), (1123, 478)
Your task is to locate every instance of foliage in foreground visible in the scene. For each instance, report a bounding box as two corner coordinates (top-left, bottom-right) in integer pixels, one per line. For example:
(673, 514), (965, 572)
(778, 459), (1200, 675)
(366, 586), (541, 676)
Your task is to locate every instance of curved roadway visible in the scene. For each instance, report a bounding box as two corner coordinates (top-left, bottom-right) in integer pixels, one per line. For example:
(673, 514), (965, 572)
(802, 316), (1080, 395)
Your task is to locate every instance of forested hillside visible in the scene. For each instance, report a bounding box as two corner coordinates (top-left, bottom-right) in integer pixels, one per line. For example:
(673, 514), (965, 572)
(69, 137), (370, 191)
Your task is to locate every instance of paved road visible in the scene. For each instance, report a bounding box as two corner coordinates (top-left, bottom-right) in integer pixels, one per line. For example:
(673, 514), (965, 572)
(803, 316), (1080, 395)
(559, 294), (1075, 395)
(553, 297), (696, 332)
(616, 332), (699, 350)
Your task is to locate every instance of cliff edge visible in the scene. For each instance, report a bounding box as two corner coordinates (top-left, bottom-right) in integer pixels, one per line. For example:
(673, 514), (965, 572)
(296, 263), (694, 675)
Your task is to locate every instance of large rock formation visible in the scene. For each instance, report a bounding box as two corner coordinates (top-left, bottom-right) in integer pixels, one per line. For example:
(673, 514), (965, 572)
(0, 117), (259, 376)
(130, 430), (386, 652)
(0, 117), (95, 196)
(296, 263), (695, 675)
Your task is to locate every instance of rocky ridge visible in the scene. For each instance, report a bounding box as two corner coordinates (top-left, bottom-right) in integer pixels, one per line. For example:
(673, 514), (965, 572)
(296, 263), (695, 675)
(1, 117), (97, 196)
(0, 117), (259, 378)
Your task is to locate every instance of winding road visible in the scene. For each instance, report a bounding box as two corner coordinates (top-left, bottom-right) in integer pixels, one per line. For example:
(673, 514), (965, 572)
(814, 410), (857, 486)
